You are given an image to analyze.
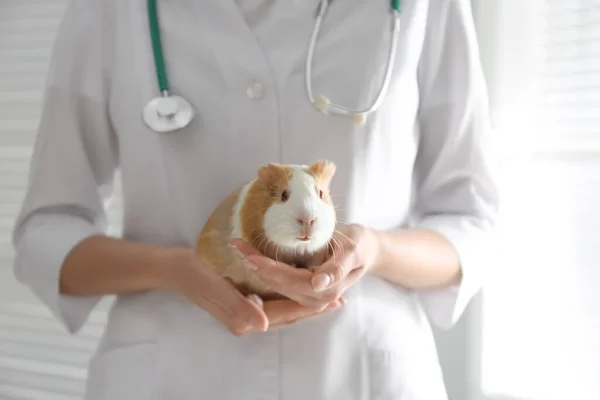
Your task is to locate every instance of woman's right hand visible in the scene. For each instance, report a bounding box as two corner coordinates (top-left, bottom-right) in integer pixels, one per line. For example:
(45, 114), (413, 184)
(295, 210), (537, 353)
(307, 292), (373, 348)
(252, 296), (344, 332)
(166, 250), (342, 336)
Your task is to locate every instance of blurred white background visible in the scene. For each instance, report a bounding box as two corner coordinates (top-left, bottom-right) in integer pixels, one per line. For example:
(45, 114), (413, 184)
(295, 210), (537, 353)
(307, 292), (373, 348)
(0, 0), (599, 399)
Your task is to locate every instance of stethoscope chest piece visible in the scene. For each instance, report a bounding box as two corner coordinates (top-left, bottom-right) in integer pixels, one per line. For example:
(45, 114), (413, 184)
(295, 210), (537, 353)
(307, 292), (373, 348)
(144, 0), (196, 133)
(143, 95), (195, 133)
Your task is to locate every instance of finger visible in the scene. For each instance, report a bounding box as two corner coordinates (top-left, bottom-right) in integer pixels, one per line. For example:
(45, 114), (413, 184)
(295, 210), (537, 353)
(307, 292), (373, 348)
(230, 239), (298, 272)
(206, 276), (269, 333)
(229, 238), (263, 258)
(226, 294), (265, 336)
(310, 254), (356, 292)
(264, 299), (319, 326)
(230, 240), (312, 290)
(270, 301), (343, 329)
(265, 299), (342, 327)
(238, 302), (303, 334)
(201, 300), (258, 337)
(243, 257), (315, 297)
(244, 298), (346, 333)
(246, 294), (264, 309)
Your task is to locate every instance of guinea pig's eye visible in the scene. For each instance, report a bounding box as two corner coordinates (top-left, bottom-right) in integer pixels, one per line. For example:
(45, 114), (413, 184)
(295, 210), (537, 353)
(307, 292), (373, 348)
(280, 189), (290, 202)
(316, 186), (324, 199)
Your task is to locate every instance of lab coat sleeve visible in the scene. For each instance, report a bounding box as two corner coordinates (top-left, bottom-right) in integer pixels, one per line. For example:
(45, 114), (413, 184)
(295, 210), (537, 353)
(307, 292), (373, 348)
(11, 0), (118, 335)
(411, 0), (500, 330)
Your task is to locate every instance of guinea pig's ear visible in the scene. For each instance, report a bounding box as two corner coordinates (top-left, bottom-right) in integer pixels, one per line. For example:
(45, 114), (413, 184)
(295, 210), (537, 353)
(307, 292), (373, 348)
(308, 160), (337, 186)
(257, 163), (282, 184)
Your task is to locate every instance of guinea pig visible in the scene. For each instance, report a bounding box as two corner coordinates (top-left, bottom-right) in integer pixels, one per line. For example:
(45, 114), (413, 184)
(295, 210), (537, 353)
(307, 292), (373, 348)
(196, 160), (337, 300)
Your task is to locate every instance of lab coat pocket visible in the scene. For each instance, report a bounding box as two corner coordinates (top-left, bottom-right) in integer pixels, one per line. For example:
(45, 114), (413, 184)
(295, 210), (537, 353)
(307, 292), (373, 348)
(84, 342), (158, 400)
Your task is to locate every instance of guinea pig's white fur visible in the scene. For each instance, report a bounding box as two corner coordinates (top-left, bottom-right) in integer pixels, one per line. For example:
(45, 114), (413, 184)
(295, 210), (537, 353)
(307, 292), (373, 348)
(263, 165), (336, 253)
(232, 163), (336, 256)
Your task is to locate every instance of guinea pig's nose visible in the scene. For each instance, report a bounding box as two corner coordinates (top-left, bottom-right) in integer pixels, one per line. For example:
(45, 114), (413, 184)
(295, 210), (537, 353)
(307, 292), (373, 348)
(297, 217), (316, 226)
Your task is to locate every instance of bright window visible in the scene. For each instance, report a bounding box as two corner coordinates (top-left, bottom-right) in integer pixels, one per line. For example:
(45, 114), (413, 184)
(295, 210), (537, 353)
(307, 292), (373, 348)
(480, 1), (600, 399)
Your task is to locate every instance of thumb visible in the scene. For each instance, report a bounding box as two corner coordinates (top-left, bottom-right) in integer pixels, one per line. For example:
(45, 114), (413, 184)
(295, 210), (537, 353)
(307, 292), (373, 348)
(310, 256), (352, 292)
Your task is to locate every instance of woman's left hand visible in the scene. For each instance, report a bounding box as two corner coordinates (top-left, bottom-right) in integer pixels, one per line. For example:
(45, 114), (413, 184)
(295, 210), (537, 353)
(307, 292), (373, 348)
(230, 223), (380, 311)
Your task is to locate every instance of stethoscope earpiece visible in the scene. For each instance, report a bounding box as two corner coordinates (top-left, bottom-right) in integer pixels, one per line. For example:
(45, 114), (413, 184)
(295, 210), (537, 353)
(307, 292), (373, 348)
(314, 95), (367, 125)
(313, 95), (331, 113)
(353, 114), (367, 126)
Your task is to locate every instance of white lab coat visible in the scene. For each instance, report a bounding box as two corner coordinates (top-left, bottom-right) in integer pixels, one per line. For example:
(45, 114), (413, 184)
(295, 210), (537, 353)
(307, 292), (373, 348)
(12, 0), (499, 399)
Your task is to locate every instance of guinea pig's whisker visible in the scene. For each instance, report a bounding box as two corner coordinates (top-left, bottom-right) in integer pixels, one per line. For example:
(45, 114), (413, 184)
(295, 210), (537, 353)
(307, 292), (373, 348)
(331, 235), (344, 255)
(335, 220), (351, 226)
(334, 237), (346, 258)
(268, 185), (284, 198)
(256, 235), (270, 253)
(327, 241), (337, 266)
(249, 232), (265, 244)
(335, 229), (357, 249)
(275, 245), (281, 266)
(249, 232), (266, 249)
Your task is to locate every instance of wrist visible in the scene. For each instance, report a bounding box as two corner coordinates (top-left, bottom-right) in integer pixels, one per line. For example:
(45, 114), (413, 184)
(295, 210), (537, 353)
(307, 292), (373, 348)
(365, 228), (385, 274)
(152, 246), (198, 293)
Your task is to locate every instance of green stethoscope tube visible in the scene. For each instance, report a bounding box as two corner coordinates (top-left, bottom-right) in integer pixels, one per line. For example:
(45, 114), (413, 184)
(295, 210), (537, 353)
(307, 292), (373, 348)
(392, 0), (401, 11)
(148, 0), (169, 94)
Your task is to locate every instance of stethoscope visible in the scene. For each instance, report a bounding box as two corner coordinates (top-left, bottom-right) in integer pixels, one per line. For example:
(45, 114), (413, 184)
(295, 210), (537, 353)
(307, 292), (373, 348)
(306, 0), (402, 126)
(142, 0), (402, 133)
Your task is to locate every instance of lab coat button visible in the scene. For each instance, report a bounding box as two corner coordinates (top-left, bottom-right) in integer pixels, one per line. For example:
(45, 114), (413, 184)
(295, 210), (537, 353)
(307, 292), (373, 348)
(246, 81), (264, 100)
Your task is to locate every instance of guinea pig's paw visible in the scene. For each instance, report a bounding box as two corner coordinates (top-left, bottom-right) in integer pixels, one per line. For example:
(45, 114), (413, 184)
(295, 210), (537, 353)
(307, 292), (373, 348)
(246, 294), (264, 309)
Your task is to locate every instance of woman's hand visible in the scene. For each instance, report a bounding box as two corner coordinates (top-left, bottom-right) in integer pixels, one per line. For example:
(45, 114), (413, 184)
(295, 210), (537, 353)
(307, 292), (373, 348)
(246, 295), (344, 331)
(167, 250), (342, 335)
(166, 251), (267, 335)
(230, 223), (380, 311)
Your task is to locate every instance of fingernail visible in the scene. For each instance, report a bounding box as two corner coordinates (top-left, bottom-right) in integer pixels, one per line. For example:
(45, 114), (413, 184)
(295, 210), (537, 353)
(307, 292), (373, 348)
(231, 248), (245, 258)
(312, 273), (331, 292)
(247, 294), (264, 309)
(243, 260), (258, 271)
(339, 297), (347, 306)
